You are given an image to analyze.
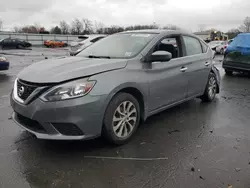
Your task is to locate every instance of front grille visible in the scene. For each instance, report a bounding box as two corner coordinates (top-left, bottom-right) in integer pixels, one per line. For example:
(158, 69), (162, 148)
(15, 113), (46, 133)
(52, 123), (84, 136)
(17, 80), (38, 101)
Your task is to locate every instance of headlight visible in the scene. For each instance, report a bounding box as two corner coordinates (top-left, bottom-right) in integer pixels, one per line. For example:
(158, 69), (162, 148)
(40, 79), (96, 102)
(0, 57), (7, 62)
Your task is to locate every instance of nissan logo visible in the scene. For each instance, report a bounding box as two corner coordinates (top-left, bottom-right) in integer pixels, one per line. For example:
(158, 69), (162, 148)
(18, 86), (25, 97)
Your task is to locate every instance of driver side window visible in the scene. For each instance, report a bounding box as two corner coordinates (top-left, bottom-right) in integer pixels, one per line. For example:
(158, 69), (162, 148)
(153, 37), (180, 59)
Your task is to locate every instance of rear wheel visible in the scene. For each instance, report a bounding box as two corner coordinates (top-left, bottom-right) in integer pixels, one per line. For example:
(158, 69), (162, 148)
(201, 72), (217, 102)
(102, 93), (140, 145)
(17, 44), (24, 49)
(225, 69), (233, 75)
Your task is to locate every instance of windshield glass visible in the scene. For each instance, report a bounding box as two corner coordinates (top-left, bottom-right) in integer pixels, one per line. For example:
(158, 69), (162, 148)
(209, 41), (221, 45)
(78, 33), (157, 58)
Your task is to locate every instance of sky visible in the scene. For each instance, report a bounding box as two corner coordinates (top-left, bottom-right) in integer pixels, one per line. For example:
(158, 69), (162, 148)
(0, 0), (249, 32)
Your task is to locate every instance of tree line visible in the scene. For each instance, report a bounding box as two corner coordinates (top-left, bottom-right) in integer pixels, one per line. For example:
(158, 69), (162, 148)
(9, 18), (181, 35)
(0, 16), (250, 37)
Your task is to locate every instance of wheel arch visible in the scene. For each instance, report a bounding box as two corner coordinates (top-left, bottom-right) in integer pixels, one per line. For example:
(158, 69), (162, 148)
(103, 84), (148, 122)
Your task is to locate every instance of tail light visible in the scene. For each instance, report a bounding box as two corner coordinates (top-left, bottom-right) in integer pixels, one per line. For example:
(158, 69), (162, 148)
(224, 45), (227, 49)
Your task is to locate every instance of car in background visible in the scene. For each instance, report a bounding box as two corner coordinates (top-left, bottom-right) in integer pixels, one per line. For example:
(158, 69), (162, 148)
(223, 33), (250, 75)
(208, 40), (228, 54)
(0, 56), (9, 71)
(44, 40), (67, 48)
(69, 35), (106, 56)
(224, 39), (234, 52)
(11, 30), (220, 145)
(0, 38), (32, 49)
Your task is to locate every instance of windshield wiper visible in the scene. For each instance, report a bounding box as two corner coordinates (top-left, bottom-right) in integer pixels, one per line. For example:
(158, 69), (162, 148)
(88, 55), (111, 59)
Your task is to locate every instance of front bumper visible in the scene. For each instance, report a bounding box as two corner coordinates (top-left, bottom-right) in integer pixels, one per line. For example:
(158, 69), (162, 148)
(11, 92), (107, 140)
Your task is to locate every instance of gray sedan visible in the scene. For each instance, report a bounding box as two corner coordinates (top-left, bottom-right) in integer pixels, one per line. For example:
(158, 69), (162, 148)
(10, 30), (220, 145)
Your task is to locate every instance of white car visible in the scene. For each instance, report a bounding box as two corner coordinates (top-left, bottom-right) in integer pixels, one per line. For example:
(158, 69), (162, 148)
(69, 35), (106, 56)
(208, 41), (228, 54)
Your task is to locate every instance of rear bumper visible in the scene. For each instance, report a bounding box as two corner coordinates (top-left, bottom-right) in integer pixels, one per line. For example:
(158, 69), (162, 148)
(222, 60), (250, 71)
(0, 61), (9, 70)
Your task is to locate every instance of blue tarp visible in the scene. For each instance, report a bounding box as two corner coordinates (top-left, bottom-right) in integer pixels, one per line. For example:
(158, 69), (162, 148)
(226, 33), (250, 55)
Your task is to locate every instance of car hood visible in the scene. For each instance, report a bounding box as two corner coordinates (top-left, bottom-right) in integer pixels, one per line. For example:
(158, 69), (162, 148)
(18, 56), (127, 83)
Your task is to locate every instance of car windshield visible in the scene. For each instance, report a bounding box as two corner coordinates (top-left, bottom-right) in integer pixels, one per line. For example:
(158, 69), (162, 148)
(78, 33), (157, 59)
(209, 41), (222, 45)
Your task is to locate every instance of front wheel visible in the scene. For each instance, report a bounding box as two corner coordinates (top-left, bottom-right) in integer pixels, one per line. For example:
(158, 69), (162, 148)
(201, 73), (218, 102)
(17, 44), (24, 49)
(102, 93), (140, 145)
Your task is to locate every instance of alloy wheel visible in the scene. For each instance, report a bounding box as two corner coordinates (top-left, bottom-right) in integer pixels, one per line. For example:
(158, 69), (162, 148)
(112, 101), (137, 138)
(208, 77), (217, 99)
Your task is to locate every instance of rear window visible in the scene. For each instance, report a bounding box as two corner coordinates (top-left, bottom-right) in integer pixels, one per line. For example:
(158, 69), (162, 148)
(90, 37), (105, 43)
(76, 39), (87, 42)
(183, 36), (202, 56)
(201, 41), (208, 53)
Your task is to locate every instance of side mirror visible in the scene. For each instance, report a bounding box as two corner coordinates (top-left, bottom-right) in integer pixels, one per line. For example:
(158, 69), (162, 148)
(150, 51), (172, 62)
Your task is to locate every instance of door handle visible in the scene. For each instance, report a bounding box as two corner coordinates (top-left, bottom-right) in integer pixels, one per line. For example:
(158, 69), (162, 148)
(205, 62), (210, 66)
(180, 67), (188, 72)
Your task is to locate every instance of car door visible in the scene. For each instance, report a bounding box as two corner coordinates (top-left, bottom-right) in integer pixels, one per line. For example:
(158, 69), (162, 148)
(10, 39), (17, 48)
(3, 38), (11, 48)
(182, 35), (211, 98)
(147, 35), (189, 111)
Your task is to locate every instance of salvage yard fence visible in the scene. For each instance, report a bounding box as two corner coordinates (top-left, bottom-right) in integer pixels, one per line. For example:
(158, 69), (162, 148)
(0, 32), (80, 46)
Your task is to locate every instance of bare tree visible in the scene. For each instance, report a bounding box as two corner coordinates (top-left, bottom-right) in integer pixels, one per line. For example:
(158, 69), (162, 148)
(227, 28), (240, 39)
(33, 23), (41, 33)
(0, 19), (3, 31)
(239, 17), (250, 32)
(60, 20), (70, 34)
(82, 18), (93, 34)
(94, 21), (105, 34)
(71, 19), (83, 35)
(13, 26), (21, 33)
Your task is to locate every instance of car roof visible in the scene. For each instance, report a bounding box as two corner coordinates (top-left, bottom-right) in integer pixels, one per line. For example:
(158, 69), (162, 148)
(238, 33), (250, 36)
(120, 29), (198, 38)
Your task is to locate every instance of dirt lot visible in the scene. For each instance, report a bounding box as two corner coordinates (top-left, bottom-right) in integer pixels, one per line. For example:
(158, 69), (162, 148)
(1, 48), (250, 188)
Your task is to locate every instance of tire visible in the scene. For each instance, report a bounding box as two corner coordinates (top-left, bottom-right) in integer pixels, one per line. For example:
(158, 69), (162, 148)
(102, 92), (141, 145)
(17, 44), (24, 49)
(225, 69), (233, 76)
(201, 72), (217, 102)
